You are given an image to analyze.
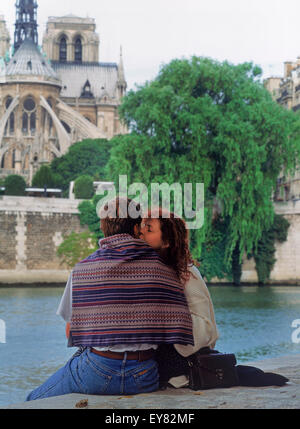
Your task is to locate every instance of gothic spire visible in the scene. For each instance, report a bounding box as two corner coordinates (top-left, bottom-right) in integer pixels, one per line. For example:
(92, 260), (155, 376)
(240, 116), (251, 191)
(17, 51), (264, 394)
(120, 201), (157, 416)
(117, 46), (126, 83)
(117, 46), (127, 98)
(14, 0), (38, 52)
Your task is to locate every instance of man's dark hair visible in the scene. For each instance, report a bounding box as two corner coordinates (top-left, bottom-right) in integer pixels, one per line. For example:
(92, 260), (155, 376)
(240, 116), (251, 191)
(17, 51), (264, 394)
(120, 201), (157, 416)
(100, 197), (142, 237)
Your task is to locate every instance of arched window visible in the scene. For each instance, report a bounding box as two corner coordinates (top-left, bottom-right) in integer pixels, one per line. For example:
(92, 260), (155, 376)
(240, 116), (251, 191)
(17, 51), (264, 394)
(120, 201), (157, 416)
(74, 37), (82, 62)
(30, 112), (36, 135)
(22, 112), (28, 135)
(20, 27), (25, 42)
(4, 97), (15, 136)
(81, 80), (94, 98)
(22, 97), (36, 136)
(61, 121), (71, 134)
(5, 96), (12, 109)
(59, 37), (67, 62)
(9, 113), (15, 134)
(47, 98), (53, 135)
(12, 149), (16, 169)
(1, 152), (6, 169)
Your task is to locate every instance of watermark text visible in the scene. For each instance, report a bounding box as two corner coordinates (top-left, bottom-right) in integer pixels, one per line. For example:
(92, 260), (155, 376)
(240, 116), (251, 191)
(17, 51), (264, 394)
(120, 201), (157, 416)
(291, 319), (300, 344)
(96, 175), (204, 230)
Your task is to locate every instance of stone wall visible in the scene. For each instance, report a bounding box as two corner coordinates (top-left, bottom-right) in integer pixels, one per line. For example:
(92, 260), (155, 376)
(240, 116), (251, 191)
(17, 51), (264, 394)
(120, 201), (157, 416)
(241, 201), (300, 284)
(0, 212), (17, 269)
(0, 196), (87, 284)
(0, 196), (299, 285)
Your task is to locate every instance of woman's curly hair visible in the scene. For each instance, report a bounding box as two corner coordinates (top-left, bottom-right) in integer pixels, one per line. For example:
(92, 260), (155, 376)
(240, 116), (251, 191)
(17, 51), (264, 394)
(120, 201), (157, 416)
(146, 208), (195, 284)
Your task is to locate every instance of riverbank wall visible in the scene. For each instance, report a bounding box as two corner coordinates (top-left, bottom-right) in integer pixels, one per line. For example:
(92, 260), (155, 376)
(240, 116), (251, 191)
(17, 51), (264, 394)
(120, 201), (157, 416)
(0, 196), (299, 285)
(0, 196), (86, 284)
(241, 200), (300, 285)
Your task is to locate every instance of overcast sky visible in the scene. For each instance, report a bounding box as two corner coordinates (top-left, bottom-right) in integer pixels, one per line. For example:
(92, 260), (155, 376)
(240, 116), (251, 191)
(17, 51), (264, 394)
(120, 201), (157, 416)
(1, 0), (300, 90)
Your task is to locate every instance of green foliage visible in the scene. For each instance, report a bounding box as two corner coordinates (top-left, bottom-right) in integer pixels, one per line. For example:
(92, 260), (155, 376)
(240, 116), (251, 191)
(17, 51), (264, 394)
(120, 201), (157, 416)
(198, 217), (232, 282)
(50, 138), (113, 192)
(107, 57), (300, 279)
(74, 175), (94, 199)
(57, 194), (104, 267)
(252, 214), (290, 285)
(32, 165), (58, 188)
(56, 231), (98, 268)
(231, 242), (242, 286)
(78, 194), (104, 240)
(4, 175), (26, 196)
(0, 177), (5, 195)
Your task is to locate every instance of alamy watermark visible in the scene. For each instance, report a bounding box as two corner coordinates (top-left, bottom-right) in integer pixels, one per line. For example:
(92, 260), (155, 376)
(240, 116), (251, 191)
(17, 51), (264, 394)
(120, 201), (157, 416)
(95, 175), (204, 230)
(0, 319), (6, 344)
(291, 319), (300, 344)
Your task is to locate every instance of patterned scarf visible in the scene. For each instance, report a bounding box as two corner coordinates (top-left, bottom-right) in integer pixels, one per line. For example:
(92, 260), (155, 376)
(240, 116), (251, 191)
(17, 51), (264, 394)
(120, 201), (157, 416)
(69, 234), (194, 347)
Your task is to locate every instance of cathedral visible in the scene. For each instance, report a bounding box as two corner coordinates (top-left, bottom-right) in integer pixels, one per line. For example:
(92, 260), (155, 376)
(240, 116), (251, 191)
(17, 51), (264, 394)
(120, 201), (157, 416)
(0, 1), (127, 184)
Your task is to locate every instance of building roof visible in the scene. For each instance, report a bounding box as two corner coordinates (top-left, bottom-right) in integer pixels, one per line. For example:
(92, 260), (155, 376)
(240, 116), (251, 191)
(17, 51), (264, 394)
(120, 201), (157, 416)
(0, 39), (60, 83)
(51, 61), (119, 99)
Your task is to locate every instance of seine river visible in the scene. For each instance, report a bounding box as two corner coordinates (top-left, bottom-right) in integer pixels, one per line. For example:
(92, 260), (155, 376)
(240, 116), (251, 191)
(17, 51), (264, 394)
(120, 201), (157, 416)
(0, 285), (299, 407)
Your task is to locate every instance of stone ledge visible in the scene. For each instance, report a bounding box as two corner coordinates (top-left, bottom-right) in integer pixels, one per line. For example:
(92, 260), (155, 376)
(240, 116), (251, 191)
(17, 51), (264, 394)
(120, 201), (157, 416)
(0, 196), (82, 214)
(0, 269), (70, 284)
(1, 354), (299, 409)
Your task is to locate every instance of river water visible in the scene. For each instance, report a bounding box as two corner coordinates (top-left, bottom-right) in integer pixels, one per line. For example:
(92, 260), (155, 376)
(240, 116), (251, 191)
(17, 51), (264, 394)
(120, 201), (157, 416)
(0, 285), (299, 407)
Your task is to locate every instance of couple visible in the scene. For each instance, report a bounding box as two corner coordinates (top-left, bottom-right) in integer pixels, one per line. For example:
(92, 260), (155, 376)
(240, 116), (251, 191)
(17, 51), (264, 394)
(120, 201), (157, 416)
(26, 198), (218, 401)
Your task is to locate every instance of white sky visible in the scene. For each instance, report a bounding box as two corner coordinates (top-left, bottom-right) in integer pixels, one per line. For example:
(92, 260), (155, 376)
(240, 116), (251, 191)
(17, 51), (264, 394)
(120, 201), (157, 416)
(0, 0), (299, 90)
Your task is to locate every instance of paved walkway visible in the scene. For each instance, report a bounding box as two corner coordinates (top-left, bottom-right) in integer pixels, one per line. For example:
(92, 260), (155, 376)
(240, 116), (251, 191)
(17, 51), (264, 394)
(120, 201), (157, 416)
(2, 354), (299, 409)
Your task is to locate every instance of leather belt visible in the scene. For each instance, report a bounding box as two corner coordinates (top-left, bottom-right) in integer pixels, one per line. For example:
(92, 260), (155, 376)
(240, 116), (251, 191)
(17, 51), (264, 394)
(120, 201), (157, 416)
(91, 348), (155, 362)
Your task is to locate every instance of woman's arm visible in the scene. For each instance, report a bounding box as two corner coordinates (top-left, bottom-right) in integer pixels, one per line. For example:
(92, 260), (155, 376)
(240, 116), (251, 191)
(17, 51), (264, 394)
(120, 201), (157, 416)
(56, 274), (72, 340)
(175, 266), (219, 357)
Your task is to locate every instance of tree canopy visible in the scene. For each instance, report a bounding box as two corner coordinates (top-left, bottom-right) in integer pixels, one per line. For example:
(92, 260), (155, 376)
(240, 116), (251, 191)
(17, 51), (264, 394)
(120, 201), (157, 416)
(51, 138), (113, 191)
(74, 175), (94, 199)
(106, 57), (300, 281)
(32, 165), (58, 188)
(4, 174), (26, 196)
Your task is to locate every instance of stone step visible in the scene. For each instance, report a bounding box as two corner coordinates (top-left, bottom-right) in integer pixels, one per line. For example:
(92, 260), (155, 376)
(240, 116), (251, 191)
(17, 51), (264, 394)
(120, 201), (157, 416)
(1, 354), (299, 409)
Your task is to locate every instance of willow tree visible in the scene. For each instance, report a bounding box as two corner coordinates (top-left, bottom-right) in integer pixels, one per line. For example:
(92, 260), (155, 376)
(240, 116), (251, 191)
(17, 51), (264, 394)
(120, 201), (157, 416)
(107, 57), (300, 281)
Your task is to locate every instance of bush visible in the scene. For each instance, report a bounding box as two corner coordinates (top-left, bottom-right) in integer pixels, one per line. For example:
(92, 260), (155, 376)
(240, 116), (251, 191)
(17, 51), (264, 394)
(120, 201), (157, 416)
(32, 165), (58, 188)
(74, 175), (94, 199)
(0, 178), (5, 195)
(50, 138), (113, 191)
(78, 194), (104, 240)
(4, 175), (26, 196)
(57, 231), (98, 267)
(253, 214), (290, 285)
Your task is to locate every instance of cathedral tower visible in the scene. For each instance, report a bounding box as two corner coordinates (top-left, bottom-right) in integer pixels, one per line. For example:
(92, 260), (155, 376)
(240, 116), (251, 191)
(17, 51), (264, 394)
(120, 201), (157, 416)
(0, 1), (126, 185)
(14, 0), (38, 52)
(0, 15), (10, 58)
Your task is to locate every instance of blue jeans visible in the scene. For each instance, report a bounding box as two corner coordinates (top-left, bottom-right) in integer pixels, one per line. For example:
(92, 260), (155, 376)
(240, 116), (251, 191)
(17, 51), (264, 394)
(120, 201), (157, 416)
(26, 347), (159, 401)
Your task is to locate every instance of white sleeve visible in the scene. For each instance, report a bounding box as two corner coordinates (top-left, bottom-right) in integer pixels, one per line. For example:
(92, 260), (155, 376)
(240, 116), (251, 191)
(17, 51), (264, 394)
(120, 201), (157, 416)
(174, 265), (219, 357)
(56, 273), (72, 322)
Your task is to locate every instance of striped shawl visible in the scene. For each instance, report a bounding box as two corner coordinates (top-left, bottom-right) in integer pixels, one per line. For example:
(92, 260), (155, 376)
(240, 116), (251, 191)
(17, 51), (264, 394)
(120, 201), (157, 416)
(69, 234), (194, 348)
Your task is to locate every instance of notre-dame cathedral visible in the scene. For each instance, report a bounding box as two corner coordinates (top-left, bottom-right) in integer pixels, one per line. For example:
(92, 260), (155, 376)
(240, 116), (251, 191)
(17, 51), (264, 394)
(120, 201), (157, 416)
(0, 1), (127, 184)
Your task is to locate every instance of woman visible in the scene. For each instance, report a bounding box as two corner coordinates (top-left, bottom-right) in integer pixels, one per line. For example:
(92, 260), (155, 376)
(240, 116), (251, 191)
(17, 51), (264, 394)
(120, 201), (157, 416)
(137, 209), (219, 388)
(137, 213), (290, 390)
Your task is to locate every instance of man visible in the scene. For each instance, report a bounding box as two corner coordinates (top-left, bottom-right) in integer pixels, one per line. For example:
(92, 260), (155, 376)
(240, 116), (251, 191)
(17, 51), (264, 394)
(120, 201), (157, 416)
(26, 198), (193, 400)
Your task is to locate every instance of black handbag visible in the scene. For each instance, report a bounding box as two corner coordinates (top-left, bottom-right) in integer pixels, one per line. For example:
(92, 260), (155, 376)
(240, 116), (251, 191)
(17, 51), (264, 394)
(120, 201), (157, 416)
(156, 345), (288, 390)
(156, 344), (239, 390)
(187, 347), (239, 390)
